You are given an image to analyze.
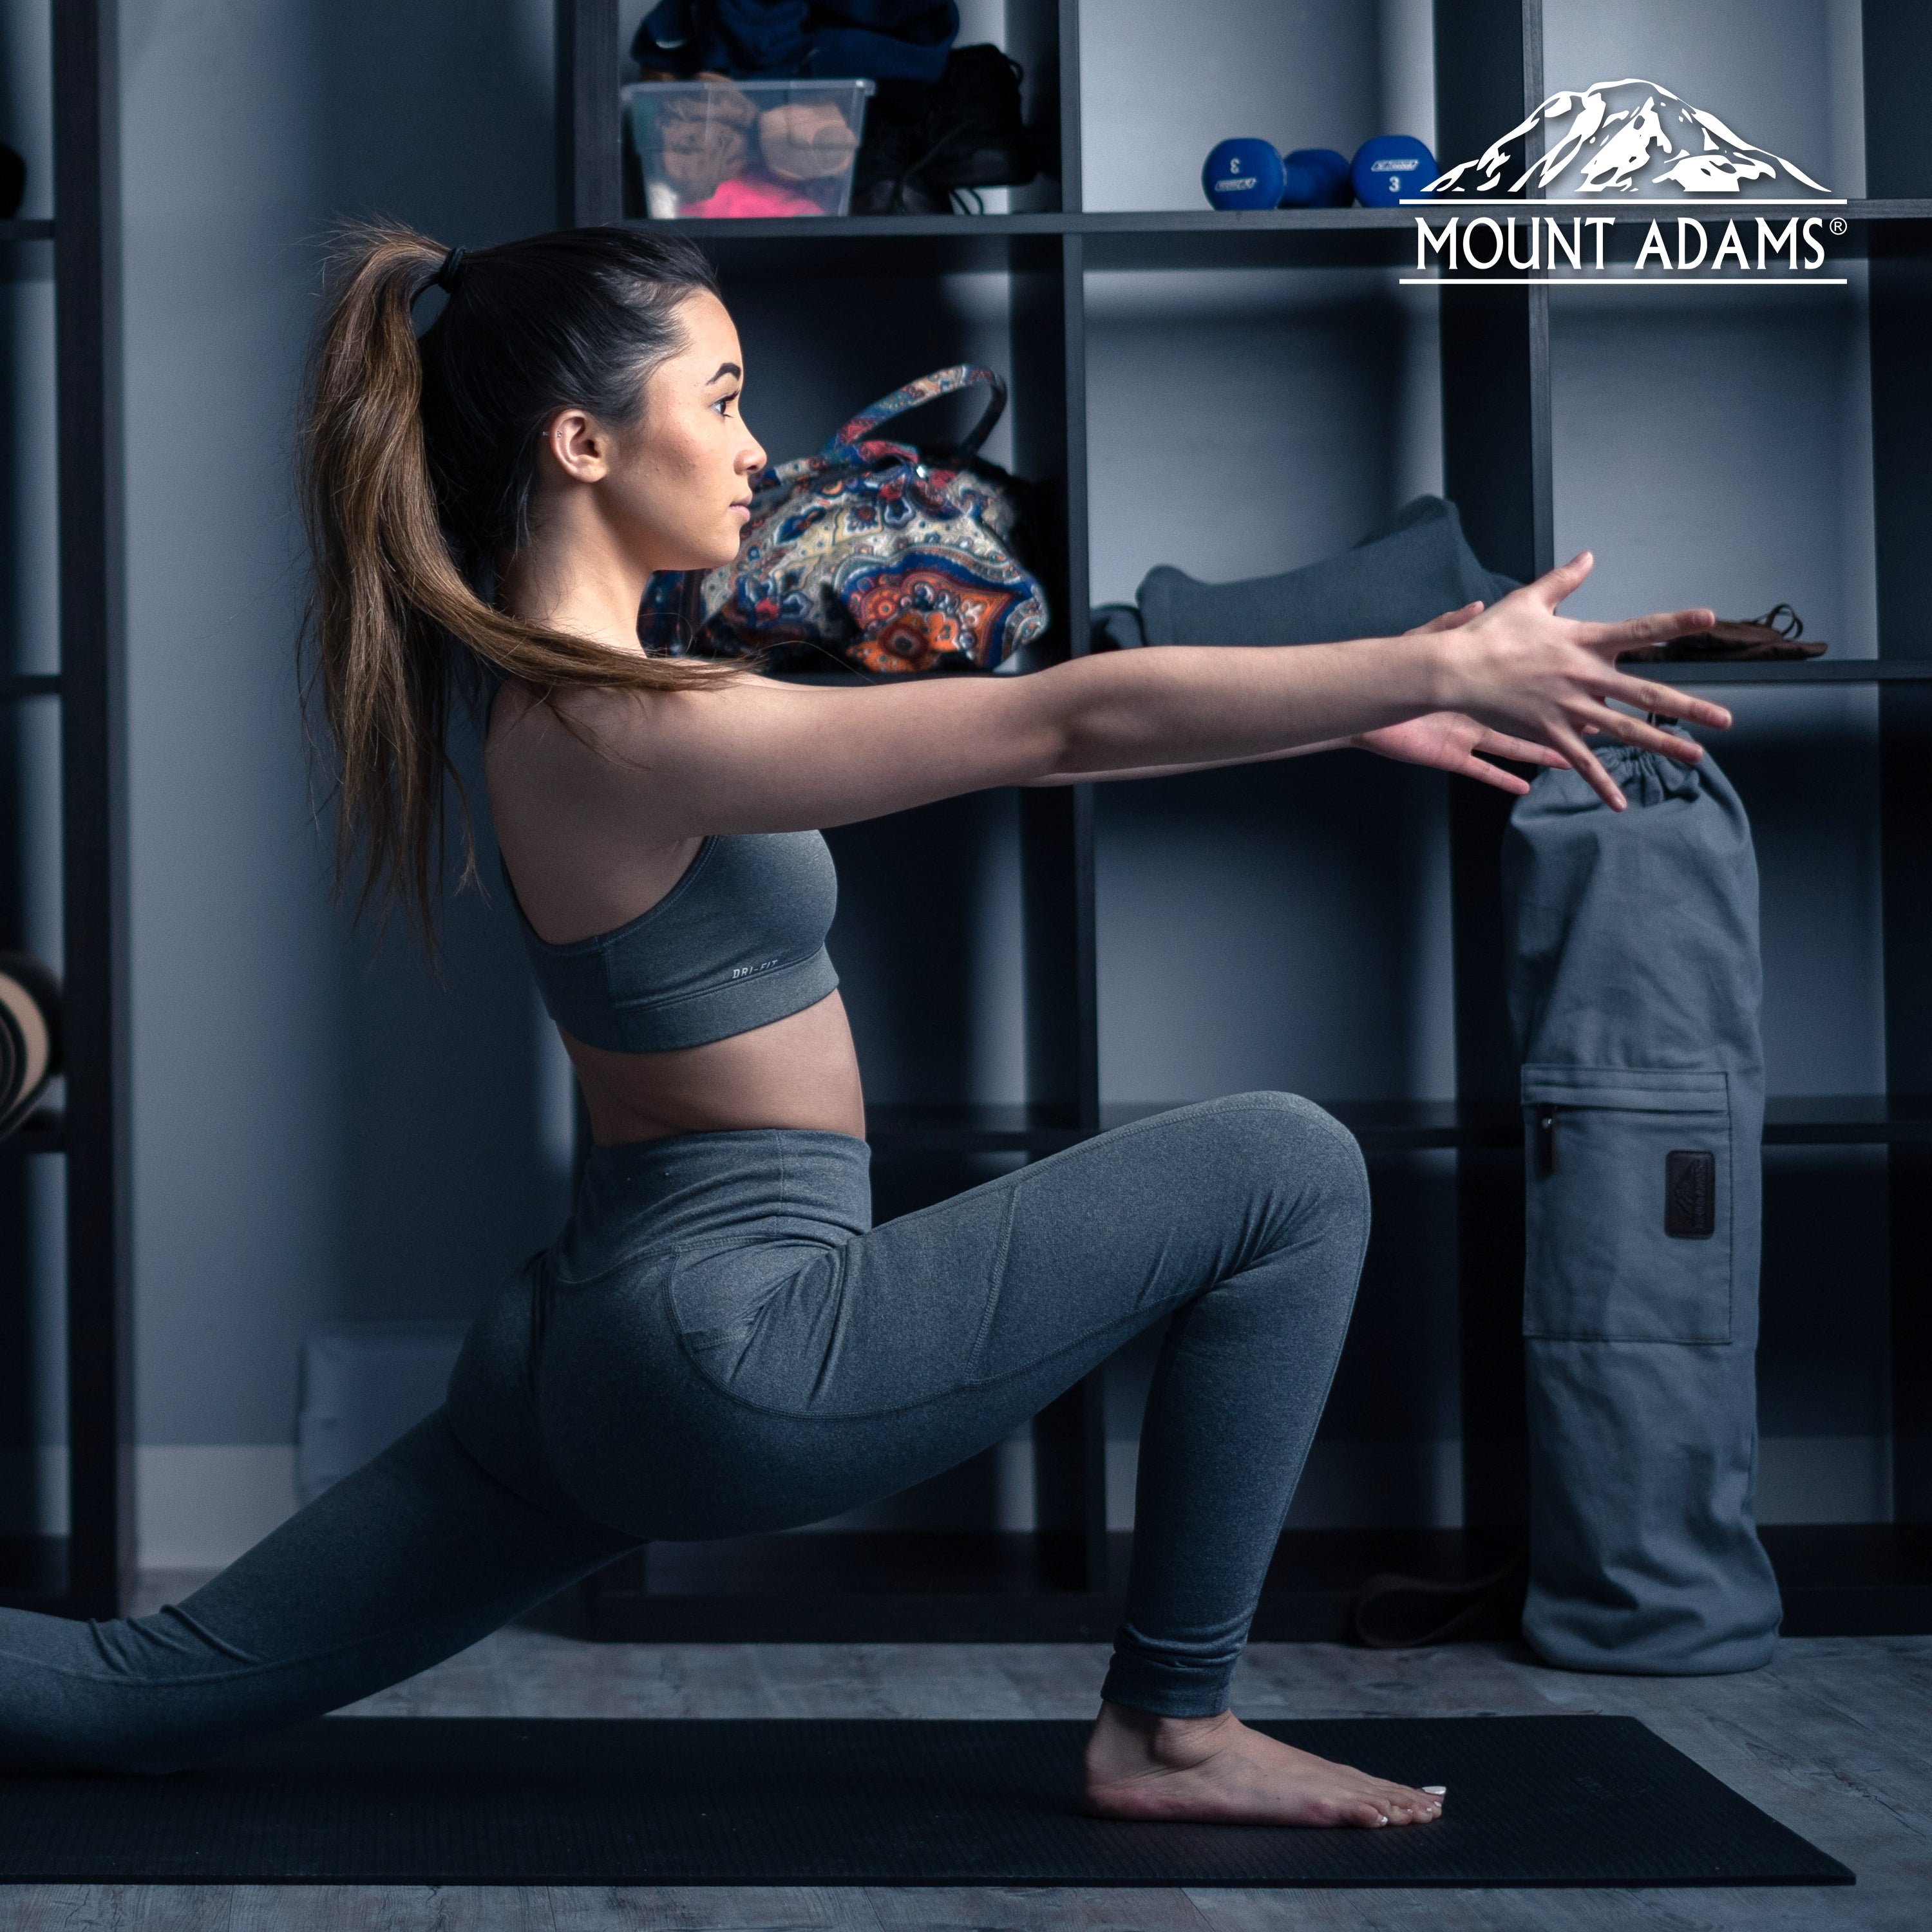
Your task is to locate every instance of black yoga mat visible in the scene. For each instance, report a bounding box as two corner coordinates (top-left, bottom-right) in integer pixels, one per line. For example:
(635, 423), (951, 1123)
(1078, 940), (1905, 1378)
(0, 1716), (1851, 1888)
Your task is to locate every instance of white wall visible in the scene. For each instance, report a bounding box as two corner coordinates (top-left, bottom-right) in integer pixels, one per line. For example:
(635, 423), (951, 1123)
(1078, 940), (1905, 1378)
(3, 0), (574, 1551)
(118, 0), (573, 1472)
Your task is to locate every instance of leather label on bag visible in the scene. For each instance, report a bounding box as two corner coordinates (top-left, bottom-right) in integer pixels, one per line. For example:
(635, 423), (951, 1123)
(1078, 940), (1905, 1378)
(1665, 1149), (1716, 1239)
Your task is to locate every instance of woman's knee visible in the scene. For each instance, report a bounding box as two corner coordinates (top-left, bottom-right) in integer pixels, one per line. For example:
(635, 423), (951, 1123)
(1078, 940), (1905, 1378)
(1189, 1091), (1368, 1214)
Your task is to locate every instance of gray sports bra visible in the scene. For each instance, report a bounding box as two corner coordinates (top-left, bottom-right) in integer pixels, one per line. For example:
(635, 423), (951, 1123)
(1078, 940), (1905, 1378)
(500, 831), (840, 1052)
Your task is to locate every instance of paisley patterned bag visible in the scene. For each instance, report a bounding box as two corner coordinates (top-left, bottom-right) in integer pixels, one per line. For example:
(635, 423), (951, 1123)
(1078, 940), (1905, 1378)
(640, 365), (1048, 674)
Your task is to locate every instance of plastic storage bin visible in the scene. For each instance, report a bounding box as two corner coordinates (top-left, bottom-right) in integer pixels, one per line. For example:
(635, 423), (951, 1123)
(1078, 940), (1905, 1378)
(625, 78), (875, 219)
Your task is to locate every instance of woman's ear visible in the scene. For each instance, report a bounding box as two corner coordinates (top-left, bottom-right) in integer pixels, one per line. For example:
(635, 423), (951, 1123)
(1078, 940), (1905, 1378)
(542, 406), (610, 483)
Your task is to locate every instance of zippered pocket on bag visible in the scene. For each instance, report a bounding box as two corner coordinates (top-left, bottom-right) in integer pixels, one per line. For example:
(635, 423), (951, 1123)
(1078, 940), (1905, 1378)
(1520, 1066), (1734, 1344)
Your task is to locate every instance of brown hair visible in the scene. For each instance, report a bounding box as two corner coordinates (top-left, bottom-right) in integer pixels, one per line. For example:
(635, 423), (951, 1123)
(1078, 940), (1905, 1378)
(299, 220), (753, 951)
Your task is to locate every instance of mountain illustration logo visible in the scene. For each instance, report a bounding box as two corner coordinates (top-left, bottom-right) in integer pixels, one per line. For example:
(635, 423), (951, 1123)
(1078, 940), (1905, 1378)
(1423, 77), (1833, 198)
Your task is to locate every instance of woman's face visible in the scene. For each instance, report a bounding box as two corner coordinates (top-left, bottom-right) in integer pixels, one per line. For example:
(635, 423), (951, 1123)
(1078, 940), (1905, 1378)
(551, 289), (768, 574)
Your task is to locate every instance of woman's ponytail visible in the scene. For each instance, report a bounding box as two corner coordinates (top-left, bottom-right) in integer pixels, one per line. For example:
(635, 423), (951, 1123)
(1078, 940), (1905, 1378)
(298, 220), (744, 951)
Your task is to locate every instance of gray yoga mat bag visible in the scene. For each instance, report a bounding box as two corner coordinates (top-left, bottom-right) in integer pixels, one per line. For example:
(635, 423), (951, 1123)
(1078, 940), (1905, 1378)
(1502, 738), (1781, 1674)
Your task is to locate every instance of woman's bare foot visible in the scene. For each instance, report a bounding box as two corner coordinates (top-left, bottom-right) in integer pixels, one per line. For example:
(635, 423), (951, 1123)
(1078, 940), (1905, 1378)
(1083, 1701), (1446, 1828)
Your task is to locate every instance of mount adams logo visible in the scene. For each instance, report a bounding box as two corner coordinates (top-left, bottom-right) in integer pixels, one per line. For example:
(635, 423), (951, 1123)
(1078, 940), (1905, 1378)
(1406, 77), (1846, 285)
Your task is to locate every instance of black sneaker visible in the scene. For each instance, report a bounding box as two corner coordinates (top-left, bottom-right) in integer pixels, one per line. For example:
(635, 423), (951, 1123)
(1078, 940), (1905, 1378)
(851, 80), (954, 214)
(851, 45), (1036, 216)
(920, 45), (1036, 192)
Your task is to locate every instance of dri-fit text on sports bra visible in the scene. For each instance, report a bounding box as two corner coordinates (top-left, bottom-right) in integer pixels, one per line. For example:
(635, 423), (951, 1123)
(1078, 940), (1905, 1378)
(501, 829), (840, 1052)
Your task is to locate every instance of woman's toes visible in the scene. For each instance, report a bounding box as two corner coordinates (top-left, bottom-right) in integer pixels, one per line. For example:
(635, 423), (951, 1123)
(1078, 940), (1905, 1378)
(1367, 1783), (1441, 1825)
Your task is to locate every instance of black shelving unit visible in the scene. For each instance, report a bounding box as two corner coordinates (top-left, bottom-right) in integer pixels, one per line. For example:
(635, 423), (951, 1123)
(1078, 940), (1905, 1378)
(564, 0), (1932, 1640)
(0, 3), (131, 1622)
(509, 200), (1932, 276)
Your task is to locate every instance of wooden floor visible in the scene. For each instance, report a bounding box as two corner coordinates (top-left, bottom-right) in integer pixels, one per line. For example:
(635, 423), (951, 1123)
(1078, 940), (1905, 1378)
(3, 1571), (1927, 1930)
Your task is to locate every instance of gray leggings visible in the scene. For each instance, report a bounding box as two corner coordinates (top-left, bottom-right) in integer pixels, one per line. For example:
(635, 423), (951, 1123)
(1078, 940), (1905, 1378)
(0, 1093), (1368, 1773)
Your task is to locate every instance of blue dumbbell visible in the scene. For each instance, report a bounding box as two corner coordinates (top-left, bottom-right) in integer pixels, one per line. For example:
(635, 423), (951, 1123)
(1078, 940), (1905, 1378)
(1202, 137), (1286, 212)
(1280, 147), (1352, 207)
(1350, 134), (1438, 207)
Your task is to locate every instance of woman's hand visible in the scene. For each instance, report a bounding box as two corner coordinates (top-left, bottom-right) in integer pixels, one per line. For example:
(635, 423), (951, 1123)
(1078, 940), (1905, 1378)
(1354, 602), (1569, 795)
(1423, 552), (1729, 811)
(1356, 710), (1568, 794)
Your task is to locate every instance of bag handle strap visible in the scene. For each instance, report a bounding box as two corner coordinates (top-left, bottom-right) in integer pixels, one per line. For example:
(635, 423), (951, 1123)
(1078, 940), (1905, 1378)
(821, 364), (1008, 466)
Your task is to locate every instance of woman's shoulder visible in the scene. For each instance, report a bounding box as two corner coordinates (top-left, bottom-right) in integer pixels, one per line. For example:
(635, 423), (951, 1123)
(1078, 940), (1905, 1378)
(486, 660), (791, 782)
(485, 672), (656, 755)
(486, 676), (719, 941)
(482, 665), (767, 833)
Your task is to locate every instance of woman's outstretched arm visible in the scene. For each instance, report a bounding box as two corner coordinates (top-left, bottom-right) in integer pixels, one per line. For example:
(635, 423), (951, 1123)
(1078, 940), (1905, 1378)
(509, 551), (1725, 842)
(1021, 602), (1567, 794)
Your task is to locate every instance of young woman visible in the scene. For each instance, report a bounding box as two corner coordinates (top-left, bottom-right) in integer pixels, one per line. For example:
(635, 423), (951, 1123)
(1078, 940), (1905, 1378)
(0, 225), (1726, 1823)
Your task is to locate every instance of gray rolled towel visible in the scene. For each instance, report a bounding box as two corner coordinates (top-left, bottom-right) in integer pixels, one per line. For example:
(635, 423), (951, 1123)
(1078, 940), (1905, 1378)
(1134, 495), (1519, 647)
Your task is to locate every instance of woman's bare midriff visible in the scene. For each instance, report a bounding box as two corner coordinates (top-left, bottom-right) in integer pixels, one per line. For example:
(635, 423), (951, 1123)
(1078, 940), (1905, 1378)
(562, 990), (867, 1146)
(484, 679), (866, 1148)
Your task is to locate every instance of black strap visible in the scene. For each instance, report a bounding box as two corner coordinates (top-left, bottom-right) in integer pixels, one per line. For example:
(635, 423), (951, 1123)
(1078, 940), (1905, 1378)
(1350, 1545), (1529, 1649)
